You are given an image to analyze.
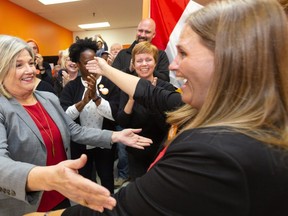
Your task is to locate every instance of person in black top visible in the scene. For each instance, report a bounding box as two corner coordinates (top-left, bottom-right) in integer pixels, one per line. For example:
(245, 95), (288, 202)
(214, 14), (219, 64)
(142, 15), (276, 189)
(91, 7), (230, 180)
(116, 42), (176, 180)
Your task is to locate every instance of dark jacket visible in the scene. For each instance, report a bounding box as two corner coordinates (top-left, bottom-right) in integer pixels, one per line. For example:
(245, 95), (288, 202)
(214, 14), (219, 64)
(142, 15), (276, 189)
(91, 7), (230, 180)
(117, 78), (176, 164)
(60, 76), (119, 130)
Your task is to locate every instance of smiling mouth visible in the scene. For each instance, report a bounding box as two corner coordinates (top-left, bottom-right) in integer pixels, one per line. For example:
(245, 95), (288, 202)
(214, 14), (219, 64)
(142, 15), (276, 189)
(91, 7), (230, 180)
(22, 76), (34, 81)
(176, 77), (187, 82)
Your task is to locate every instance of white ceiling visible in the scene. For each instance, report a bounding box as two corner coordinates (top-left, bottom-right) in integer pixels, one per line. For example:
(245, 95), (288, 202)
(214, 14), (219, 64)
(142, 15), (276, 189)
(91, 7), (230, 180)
(9, 0), (143, 32)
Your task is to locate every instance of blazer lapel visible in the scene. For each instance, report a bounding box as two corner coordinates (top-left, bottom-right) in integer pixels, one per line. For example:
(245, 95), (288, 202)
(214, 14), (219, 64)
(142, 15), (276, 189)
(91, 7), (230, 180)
(34, 92), (69, 149)
(10, 98), (44, 144)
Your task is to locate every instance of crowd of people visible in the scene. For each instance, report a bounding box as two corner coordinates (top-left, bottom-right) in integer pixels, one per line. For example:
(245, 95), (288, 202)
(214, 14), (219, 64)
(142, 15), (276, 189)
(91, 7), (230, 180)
(1, 0), (288, 215)
(0, 35), (152, 215)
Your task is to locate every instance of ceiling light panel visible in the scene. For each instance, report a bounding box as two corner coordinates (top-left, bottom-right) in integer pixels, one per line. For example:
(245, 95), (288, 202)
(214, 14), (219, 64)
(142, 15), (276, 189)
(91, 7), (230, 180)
(38, 0), (81, 5)
(78, 22), (110, 29)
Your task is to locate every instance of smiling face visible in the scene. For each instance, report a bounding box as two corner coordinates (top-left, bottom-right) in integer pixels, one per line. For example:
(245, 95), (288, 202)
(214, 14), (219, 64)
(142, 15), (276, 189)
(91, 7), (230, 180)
(169, 24), (214, 109)
(64, 57), (78, 74)
(133, 53), (156, 80)
(136, 18), (156, 43)
(3, 49), (36, 98)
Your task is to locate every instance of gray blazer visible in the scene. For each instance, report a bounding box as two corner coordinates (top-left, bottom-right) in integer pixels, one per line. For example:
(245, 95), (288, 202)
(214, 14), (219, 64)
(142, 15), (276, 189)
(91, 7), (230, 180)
(0, 91), (113, 215)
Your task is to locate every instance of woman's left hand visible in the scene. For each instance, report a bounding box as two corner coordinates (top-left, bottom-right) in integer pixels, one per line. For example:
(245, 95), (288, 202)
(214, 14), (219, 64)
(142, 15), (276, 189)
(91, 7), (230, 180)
(112, 128), (153, 149)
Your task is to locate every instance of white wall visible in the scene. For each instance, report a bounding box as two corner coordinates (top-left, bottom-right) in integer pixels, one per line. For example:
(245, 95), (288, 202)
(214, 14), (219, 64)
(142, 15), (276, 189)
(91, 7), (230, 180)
(73, 27), (137, 51)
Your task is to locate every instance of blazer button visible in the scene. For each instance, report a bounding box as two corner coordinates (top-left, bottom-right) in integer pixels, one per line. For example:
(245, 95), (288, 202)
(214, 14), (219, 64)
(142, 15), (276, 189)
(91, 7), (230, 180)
(11, 190), (16, 196)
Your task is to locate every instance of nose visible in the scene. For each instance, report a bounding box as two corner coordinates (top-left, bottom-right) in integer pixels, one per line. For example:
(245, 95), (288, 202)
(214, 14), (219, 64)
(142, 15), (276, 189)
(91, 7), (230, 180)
(25, 63), (36, 74)
(169, 57), (179, 71)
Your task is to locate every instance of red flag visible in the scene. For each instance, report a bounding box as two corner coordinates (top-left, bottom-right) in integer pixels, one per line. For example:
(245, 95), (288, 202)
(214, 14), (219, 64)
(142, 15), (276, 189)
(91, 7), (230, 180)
(150, 0), (190, 50)
(150, 0), (203, 87)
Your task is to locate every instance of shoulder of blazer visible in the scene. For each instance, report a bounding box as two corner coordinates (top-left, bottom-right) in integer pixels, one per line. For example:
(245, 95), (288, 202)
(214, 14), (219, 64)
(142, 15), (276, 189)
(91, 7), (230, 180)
(34, 90), (58, 102)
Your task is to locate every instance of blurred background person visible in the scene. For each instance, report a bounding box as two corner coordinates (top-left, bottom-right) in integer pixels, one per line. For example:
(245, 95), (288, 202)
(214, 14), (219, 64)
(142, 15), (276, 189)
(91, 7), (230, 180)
(54, 48), (80, 97)
(100, 51), (110, 62)
(95, 34), (108, 57)
(27, 39), (54, 86)
(107, 43), (123, 65)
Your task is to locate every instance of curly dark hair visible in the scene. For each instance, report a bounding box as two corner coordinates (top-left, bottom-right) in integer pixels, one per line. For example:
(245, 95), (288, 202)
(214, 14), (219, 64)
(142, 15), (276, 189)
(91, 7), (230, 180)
(69, 37), (98, 63)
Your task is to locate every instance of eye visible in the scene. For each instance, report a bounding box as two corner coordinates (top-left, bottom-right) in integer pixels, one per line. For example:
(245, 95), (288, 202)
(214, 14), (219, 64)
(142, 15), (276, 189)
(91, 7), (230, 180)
(177, 46), (187, 58)
(147, 58), (153, 62)
(29, 62), (35, 67)
(16, 63), (23, 68)
(178, 50), (187, 58)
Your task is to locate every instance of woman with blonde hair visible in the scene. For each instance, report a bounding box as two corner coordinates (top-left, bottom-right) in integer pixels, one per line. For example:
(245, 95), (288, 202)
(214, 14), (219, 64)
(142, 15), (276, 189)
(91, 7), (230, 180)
(54, 49), (79, 96)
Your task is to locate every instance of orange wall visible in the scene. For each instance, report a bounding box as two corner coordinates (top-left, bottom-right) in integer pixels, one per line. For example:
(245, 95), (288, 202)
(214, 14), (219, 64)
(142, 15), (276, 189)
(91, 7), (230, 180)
(0, 0), (73, 56)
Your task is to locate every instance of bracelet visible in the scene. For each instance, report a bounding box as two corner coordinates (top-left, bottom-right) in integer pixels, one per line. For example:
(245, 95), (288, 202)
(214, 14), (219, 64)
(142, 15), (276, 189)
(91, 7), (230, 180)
(92, 95), (101, 102)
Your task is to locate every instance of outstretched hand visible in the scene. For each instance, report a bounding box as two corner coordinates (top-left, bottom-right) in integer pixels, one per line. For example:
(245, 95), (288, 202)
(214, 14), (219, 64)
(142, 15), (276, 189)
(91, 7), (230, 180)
(46, 155), (116, 212)
(112, 128), (153, 149)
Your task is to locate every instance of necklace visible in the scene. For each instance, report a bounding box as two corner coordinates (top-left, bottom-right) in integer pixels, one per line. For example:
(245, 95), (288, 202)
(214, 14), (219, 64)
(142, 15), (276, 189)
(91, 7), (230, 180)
(25, 102), (55, 157)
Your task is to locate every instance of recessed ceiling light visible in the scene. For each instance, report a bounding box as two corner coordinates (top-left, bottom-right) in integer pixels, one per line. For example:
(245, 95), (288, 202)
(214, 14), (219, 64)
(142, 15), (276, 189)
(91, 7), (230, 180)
(38, 0), (81, 5)
(78, 22), (110, 29)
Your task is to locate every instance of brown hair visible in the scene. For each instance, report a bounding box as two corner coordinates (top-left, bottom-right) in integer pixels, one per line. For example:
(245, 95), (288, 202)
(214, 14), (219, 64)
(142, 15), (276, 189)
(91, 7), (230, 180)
(131, 41), (159, 65)
(167, 0), (288, 148)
